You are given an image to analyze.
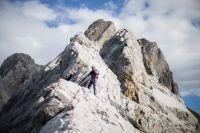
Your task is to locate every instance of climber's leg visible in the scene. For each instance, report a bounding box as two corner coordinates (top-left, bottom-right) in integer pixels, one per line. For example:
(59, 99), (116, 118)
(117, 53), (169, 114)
(88, 80), (93, 89)
(93, 81), (96, 96)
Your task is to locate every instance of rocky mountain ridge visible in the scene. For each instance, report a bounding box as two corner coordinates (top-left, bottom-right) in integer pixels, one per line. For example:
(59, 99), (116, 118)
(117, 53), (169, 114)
(0, 19), (199, 133)
(0, 53), (42, 112)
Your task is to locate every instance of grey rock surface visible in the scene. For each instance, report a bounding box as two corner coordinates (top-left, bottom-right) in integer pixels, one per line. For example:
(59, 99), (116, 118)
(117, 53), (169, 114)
(0, 53), (42, 111)
(138, 38), (179, 95)
(84, 19), (116, 50)
(188, 107), (200, 124)
(0, 20), (199, 133)
(100, 29), (199, 132)
(40, 80), (139, 133)
(0, 33), (126, 133)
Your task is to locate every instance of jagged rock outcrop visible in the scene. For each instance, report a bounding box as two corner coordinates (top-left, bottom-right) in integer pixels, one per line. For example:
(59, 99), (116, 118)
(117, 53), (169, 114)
(0, 53), (42, 111)
(84, 19), (116, 50)
(138, 38), (179, 95)
(0, 19), (199, 133)
(0, 33), (126, 133)
(40, 80), (139, 133)
(100, 29), (147, 101)
(188, 108), (200, 124)
(100, 29), (199, 132)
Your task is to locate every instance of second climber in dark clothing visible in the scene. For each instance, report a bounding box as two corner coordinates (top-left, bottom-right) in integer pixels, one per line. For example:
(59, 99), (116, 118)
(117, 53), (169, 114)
(88, 66), (99, 95)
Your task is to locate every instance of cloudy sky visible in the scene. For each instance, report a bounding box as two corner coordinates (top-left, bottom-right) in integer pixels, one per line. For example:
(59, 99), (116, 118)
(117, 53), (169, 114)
(0, 0), (200, 112)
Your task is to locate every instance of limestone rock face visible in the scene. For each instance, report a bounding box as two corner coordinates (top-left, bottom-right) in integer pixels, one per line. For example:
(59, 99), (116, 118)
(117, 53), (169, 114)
(188, 108), (200, 124)
(0, 20), (199, 133)
(40, 80), (139, 133)
(84, 19), (116, 50)
(138, 38), (179, 95)
(100, 29), (199, 132)
(100, 29), (147, 94)
(0, 53), (42, 111)
(45, 33), (122, 105)
(0, 33), (127, 133)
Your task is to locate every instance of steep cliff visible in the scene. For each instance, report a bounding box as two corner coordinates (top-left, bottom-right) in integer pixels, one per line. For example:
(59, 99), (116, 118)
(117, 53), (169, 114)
(0, 19), (199, 133)
(100, 28), (198, 132)
(138, 38), (179, 95)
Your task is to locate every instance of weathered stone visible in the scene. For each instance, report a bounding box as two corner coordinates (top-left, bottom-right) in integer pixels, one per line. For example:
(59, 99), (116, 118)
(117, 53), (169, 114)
(40, 80), (140, 133)
(100, 29), (147, 101)
(0, 19), (199, 133)
(138, 38), (179, 95)
(84, 19), (116, 50)
(188, 108), (200, 124)
(100, 29), (199, 132)
(0, 53), (42, 111)
(0, 33), (124, 133)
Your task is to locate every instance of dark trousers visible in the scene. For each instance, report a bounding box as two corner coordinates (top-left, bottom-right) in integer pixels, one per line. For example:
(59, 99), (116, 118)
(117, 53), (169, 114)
(88, 79), (96, 95)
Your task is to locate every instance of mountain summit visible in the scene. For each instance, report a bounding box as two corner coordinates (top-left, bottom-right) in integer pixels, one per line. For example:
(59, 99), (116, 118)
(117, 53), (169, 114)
(0, 19), (199, 133)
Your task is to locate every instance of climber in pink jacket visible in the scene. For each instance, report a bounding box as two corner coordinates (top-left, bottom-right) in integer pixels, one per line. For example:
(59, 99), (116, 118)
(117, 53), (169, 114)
(88, 66), (99, 95)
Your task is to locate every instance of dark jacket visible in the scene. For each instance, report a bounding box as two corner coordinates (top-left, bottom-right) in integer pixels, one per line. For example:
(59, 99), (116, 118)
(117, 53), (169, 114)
(90, 69), (99, 80)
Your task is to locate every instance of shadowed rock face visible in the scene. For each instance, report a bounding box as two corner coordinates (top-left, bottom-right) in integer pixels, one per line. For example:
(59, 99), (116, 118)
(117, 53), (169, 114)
(0, 34), (124, 133)
(0, 53), (42, 111)
(84, 19), (116, 50)
(138, 38), (179, 95)
(100, 29), (144, 102)
(0, 20), (199, 133)
(0, 53), (41, 78)
(188, 108), (200, 124)
(100, 29), (198, 132)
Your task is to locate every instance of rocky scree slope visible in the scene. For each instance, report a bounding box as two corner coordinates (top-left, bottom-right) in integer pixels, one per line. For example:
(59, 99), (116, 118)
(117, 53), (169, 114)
(0, 19), (199, 133)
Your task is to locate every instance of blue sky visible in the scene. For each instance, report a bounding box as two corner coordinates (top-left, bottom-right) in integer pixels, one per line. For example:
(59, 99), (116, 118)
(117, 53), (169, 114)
(41, 0), (123, 11)
(0, 0), (200, 113)
(183, 96), (200, 113)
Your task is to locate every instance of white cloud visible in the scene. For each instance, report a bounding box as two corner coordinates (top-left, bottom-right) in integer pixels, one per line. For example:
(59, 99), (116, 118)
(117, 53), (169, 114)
(64, 7), (119, 25)
(0, 1), (119, 65)
(181, 88), (200, 97)
(0, 0), (199, 97)
(105, 1), (117, 11)
(21, 0), (56, 21)
(0, 0), (73, 64)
